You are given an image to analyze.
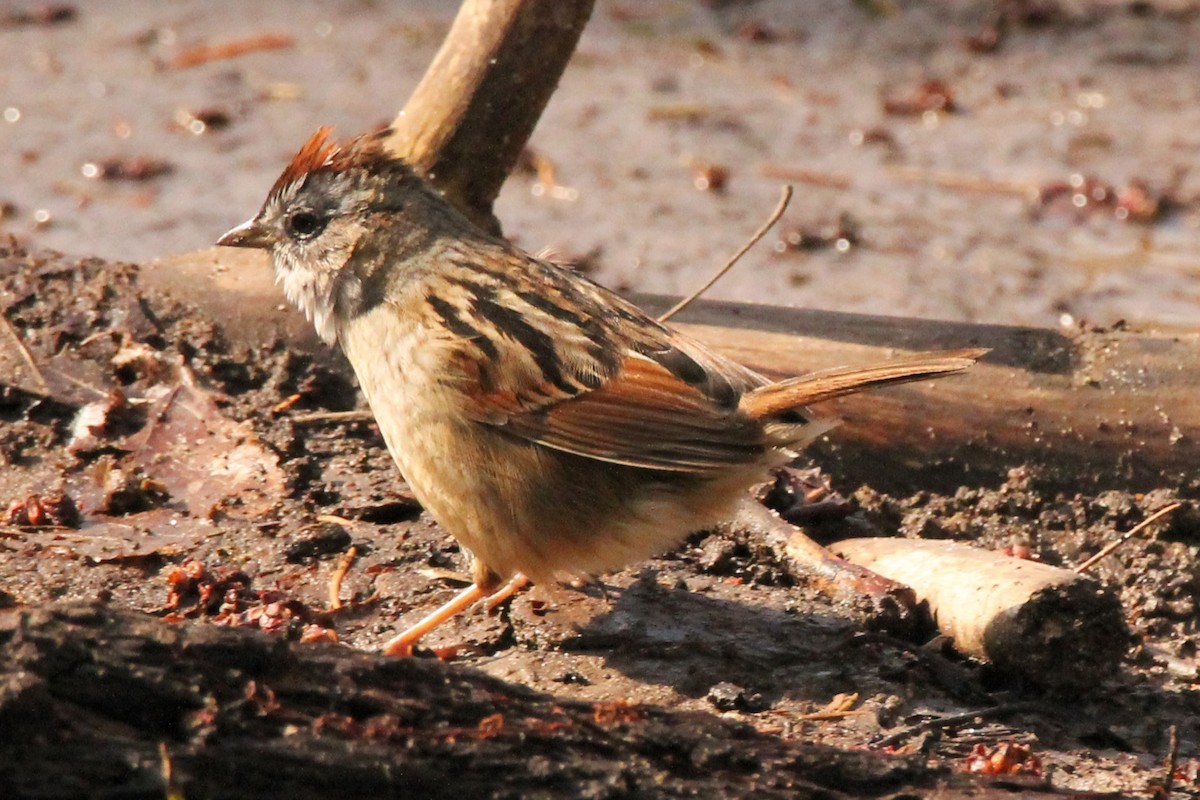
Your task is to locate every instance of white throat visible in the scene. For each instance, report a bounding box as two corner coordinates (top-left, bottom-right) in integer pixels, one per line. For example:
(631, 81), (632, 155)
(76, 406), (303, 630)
(278, 265), (338, 345)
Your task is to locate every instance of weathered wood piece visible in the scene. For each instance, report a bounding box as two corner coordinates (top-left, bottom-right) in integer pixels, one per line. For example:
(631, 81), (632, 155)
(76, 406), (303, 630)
(833, 538), (1129, 688)
(0, 603), (1100, 799)
(649, 298), (1199, 494)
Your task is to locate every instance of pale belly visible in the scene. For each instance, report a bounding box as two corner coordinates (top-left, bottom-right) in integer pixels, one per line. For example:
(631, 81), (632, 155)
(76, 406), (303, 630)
(338, 305), (768, 584)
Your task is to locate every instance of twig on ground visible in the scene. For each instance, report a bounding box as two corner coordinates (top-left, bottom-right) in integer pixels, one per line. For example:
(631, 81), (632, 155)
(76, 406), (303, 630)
(290, 410), (374, 425)
(796, 692), (869, 721)
(722, 501), (922, 636)
(159, 742), (184, 800)
(0, 313), (49, 396)
(272, 393), (303, 414)
(1074, 503), (1183, 574)
(759, 164), (853, 190)
(873, 702), (1037, 750)
(885, 165), (1034, 196)
(172, 33), (294, 69)
(328, 546), (357, 611)
(1161, 724), (1179, 799)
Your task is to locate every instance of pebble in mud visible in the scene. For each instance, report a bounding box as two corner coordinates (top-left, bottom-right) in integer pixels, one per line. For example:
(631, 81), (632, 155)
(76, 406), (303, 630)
(706, 682), (767, 713)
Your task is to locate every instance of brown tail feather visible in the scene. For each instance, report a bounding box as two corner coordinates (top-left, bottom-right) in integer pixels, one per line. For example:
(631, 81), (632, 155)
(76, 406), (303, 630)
(740, 348), (987, 420)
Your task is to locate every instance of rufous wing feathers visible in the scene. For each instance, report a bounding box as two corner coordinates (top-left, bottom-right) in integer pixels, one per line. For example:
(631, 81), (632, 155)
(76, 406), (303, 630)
(739, 348), (988, 420)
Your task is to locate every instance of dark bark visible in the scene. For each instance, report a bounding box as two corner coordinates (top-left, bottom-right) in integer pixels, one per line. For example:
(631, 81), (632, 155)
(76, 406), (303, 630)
(0, 603), (1105, 799)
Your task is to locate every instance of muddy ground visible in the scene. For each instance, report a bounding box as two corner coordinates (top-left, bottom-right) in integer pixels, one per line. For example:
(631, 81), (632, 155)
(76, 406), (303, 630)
(1, 1), (1199, 798)
(4, 0), (1200, 329)
(1, 243), (1197, 795)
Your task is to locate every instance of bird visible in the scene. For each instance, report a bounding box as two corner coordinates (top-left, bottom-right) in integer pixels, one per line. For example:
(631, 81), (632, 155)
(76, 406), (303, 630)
(218, 127), (983, 655)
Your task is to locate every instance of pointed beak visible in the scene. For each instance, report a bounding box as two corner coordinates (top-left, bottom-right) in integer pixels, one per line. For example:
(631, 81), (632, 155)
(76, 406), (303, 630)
(217, 218), (274, 249)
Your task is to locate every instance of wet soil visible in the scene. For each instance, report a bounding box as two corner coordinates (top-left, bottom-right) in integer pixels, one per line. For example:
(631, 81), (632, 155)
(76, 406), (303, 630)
(1, 243), (1198, 796)
(1, 1), (1199, 797)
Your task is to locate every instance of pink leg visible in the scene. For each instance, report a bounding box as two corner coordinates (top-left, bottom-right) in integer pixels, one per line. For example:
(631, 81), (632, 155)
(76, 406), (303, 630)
(380, 572), (531, 656)
(484, 572), (530, 612)
(381, 583), (485, 657)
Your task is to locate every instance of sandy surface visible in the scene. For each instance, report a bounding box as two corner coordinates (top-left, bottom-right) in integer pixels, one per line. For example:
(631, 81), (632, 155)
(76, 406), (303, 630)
(3, 0), (1200, 328)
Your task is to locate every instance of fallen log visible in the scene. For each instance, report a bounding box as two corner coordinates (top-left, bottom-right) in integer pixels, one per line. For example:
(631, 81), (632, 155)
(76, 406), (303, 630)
(0, 602), (1085, 800)
(137, 251), (1200, 494)
(641, 297), (1199, 495)
(832, 538), (1129, 688)
(132, 0), (1196, 496)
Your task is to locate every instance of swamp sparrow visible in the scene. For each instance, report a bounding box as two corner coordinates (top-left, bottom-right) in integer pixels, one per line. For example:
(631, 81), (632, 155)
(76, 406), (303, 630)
(219, 128), (982, 655)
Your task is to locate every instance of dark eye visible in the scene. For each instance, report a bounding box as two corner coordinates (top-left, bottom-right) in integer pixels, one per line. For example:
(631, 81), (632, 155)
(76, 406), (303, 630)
(286, 210), (326, 239)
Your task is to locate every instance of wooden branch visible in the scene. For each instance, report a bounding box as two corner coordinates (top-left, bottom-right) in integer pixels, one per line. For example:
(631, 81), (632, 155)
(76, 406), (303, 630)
(386, 0), (594, 233)
(718, 501), (923, 636)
